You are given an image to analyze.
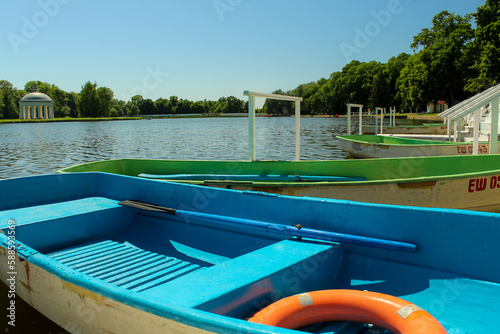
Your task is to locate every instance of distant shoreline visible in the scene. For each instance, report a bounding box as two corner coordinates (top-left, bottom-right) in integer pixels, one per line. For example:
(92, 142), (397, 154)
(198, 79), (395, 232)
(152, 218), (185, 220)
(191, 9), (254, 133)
(0, 114), (322, 124)
(0, 113), (439, 124)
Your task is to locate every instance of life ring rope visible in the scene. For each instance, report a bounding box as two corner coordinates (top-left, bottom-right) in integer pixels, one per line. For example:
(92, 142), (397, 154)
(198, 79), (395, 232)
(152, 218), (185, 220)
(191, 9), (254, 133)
(248, 289), (447, 334)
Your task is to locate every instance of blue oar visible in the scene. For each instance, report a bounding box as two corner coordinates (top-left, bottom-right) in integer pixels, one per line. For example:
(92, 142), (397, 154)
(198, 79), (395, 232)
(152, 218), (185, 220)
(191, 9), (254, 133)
(138, 173), (366, 182)
(119, 200), (416, 253)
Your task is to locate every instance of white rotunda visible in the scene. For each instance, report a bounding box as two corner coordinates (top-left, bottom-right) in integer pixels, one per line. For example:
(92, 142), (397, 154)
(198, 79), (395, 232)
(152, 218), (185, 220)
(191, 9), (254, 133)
(19, 92), (55, 119)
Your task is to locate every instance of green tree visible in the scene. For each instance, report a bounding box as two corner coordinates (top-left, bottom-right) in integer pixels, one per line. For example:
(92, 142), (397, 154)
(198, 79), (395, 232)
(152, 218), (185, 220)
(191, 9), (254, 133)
(0, 90), (4, 118)
(386, 53), (411, 107)
(0, 80), (19, 119)
(190, 101), (206, 114)
(175, 99), (192, 114)
(96, 87), (114, 117)
(262, 90), (294, 115)
(155, 98), (172, 114)
(396, 54), (428, 111)
(126, 100), (140, 116)
(466, 0), (500, 92)
(137, 98), (155, 115)
(66, 92), (79, 118)
(24, 80), (41, 93)
(411, 11), (475, 105)
(169, 96), (179, 113)
(78, 81), (98, 117)
(111, 99), (127, 116)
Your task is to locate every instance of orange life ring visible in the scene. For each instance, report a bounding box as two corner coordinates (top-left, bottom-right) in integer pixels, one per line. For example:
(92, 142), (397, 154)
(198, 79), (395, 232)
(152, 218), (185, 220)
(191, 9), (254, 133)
(248, 289), (447, 334)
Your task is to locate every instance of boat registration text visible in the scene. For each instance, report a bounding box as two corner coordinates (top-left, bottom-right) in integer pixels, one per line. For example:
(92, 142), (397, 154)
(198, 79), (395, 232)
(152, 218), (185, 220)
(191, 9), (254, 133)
(468, 175), (500, 193)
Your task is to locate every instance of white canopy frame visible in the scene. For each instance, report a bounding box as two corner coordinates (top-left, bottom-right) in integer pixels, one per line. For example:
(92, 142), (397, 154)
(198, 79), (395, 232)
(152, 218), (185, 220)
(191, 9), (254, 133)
(244, 90), (303, 161)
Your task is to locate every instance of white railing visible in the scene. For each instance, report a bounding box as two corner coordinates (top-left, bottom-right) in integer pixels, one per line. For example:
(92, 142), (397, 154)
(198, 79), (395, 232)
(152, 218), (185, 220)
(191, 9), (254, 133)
(439, 83), (500, 154)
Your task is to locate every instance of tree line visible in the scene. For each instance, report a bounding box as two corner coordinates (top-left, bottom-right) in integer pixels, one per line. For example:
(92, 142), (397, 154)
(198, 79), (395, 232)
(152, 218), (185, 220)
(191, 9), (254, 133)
(1, 0), (498, 119)
(263, 0), (499, 115)
(0, 79), (247, 119)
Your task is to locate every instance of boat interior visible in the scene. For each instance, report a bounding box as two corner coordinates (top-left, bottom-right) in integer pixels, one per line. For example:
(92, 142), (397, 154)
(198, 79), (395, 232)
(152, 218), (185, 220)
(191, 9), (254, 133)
(1, 173), (500, 333)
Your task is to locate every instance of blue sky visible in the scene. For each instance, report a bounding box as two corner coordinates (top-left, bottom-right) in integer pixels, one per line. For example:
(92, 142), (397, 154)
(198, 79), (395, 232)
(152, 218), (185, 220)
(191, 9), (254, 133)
(1, 0), (485, 105)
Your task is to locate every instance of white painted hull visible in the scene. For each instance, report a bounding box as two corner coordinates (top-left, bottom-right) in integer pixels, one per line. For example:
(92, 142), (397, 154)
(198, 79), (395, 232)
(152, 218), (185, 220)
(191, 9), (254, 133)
(339, 138), (500, 159)
(221, 173), (500, 213)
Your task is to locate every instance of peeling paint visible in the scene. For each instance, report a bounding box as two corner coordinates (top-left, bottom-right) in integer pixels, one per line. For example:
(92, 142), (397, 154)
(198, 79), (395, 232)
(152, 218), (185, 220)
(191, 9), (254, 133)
(61, 279), (106, 306)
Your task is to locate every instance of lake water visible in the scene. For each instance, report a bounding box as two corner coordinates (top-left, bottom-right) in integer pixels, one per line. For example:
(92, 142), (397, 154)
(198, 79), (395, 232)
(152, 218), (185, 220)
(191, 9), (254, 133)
(0, 115), (416, 332)
(0, 116), (357, 179)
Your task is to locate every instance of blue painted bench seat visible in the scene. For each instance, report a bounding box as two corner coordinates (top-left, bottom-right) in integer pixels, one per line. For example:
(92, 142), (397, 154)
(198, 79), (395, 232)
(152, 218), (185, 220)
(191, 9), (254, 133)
(0, 197), (134, 253)
(0, 197), (122, 225)
(144, 239), (342, 317)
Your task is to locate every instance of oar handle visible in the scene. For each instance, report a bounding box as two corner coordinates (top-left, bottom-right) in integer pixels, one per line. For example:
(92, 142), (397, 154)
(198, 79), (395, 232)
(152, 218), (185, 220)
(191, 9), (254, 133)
(119, 200), (416, 253)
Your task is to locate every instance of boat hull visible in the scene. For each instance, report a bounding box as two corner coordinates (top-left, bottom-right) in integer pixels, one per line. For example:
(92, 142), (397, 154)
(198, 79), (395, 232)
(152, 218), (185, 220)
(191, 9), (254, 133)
(58, 156), (500, 212)
(218, 174), (500, 212)
(337, 134), (500, 158)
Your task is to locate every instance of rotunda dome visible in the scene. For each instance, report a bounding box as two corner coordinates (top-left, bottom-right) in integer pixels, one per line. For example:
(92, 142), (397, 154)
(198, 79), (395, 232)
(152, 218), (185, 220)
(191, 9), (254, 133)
(20, 92), (54, 103)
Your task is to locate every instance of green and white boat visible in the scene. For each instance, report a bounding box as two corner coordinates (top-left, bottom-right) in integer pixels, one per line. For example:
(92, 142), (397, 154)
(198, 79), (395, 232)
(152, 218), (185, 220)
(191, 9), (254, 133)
(58, 155), (500, 212)
(337, 135), (500, 159)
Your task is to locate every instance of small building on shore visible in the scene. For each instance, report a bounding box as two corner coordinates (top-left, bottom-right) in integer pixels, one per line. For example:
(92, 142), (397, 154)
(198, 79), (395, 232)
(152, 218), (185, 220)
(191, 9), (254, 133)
(19, 92), (55, 119)
(426, 100), (448, 113)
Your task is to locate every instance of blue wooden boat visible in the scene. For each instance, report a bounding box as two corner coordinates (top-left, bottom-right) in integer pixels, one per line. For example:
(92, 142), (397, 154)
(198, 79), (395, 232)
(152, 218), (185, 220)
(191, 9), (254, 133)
(1, 173), (499, 333)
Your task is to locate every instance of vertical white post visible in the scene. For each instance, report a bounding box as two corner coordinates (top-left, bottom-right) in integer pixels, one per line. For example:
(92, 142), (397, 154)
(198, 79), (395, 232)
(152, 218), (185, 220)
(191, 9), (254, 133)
(358, 106), (363, 135)
(375, 108), (378, 135)
(248, 95), (256, 161)
(381, 113), (384, 134)
(295, 101), (300, 161)
(392, 107), (396, 126)
(490, 97), (499, 154)
(447, 117), (451, 140)
(347, 105), (351, 135)
(473, 108), (480, 155)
